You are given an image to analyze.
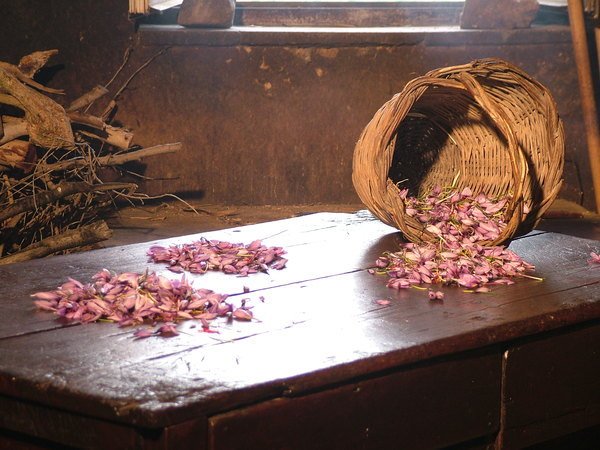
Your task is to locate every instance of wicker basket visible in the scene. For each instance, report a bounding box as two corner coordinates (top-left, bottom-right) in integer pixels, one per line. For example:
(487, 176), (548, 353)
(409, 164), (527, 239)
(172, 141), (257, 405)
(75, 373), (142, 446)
(352, 58), (564, 246)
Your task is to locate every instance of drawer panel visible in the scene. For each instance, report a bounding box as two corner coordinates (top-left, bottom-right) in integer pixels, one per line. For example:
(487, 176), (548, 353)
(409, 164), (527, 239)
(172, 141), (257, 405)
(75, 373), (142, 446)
(209, 351), (501, 450)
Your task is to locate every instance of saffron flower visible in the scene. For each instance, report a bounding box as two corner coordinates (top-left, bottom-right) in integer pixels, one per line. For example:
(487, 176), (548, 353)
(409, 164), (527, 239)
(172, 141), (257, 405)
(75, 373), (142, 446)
(428, 290), (444, 300)
(32, 269), (255, 337)
(372, 186), (537, 293)
(147, 237), (287, 276)
(376, 299), (392, 306)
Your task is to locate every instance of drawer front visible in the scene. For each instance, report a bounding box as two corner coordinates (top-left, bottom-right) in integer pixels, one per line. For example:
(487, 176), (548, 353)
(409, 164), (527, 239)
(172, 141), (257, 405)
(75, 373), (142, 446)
(209, 351), (501, 450)
(501, 322), (600, 448)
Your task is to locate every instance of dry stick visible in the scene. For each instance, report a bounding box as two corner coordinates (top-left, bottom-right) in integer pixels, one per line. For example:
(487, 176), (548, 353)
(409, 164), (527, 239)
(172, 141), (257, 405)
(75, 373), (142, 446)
(17, 49), (59, 78)
(38, 142), (182, 173)
(0, 181), (137, 222)
(101, 47), (169, 119)
(0, 220), (112, 265)
(0, 119), (26, 145)
(0, 111), (134, 149)
(104, 46), (133, 90)
(84, 46), (133, 116)
(67, 85), (109, 112)
(68, 111), (134, 149)
(0, 61), (64, 95)
(0, 92), (22, 108)
(568, 0), (600, 212)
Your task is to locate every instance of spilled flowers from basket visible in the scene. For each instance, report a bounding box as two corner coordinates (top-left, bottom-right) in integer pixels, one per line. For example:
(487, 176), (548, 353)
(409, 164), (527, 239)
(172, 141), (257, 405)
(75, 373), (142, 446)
(370, 184), (541, 297)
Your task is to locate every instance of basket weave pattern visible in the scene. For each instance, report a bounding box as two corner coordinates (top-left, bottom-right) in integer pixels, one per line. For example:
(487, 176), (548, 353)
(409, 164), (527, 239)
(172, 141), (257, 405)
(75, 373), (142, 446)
(352, 59), (564, 245)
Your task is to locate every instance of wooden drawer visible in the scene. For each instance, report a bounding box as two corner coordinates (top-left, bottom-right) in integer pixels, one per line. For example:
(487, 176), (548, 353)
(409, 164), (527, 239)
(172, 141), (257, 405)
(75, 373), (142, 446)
(501, 322), (600, 448)
(208, 351), (501, 450)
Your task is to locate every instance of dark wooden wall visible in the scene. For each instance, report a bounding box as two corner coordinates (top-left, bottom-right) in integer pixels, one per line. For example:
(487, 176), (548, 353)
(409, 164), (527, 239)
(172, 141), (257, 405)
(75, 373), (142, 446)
(0, 1), (595, 209)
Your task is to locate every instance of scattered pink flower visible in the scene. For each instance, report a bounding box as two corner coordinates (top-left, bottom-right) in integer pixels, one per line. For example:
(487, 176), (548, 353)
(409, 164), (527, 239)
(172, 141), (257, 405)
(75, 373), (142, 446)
(428, 290), (444, 300)
(133, 328), (154, 339)
(156, 323), (179, 337)
(147, 237), (287, 276)
(232, 308), (253, 321)
(589, 252), (600, 265)
(32, 270), (258, 338)
(376, 299), (391, 306)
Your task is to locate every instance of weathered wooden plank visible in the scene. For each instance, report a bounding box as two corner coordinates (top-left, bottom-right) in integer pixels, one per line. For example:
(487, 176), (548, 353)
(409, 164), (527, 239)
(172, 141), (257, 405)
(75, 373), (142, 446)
(208, 350), (501, 450)
(0, 212), (393, 339)
(499, 323), (600, 448)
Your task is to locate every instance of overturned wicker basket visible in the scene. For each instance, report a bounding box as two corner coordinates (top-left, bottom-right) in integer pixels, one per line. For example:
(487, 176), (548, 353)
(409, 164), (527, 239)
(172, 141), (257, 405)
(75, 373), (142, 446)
(352, 58), (564, 246)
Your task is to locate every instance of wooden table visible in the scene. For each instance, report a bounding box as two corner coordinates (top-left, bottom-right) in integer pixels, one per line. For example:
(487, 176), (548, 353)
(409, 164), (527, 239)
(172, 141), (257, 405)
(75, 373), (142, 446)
(0, 212), (598, 449)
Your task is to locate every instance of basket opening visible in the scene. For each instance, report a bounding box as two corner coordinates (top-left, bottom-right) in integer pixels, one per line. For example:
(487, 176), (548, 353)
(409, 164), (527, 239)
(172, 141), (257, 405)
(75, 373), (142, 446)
(386, 86), (512, 200)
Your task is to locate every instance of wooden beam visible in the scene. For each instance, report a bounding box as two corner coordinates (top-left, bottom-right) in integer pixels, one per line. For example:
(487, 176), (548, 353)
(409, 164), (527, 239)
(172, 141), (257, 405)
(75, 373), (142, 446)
(568, 0), (600, 212)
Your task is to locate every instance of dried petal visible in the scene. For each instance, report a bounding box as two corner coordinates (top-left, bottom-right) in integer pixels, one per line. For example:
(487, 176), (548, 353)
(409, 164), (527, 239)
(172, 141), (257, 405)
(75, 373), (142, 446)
(133, 329), (154, 339)
(232, 308), (253, 321)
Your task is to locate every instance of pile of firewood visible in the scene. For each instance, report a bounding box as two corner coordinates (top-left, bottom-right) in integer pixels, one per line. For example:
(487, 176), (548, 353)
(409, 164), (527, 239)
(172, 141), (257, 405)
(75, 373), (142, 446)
(0, 49), (181, 264)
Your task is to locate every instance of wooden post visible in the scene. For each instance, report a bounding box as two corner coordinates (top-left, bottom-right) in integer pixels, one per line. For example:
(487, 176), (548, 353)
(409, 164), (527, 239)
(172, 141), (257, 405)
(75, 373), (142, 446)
(568, 0), (600, 212)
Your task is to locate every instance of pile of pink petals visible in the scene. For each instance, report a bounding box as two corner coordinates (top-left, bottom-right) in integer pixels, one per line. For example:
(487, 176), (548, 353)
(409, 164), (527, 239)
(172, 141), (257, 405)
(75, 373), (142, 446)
(32, 269), (254, 337)
(401, 185), (512, 243)
(147, 238), (287, 276)
(370, 186), (537, 292)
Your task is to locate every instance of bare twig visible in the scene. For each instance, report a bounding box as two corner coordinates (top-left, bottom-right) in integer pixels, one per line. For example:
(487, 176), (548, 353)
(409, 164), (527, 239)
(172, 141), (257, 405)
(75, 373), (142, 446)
(104, 46), (133, 90)
(0, 220), (112, 265)
(101, 47), (169, 118)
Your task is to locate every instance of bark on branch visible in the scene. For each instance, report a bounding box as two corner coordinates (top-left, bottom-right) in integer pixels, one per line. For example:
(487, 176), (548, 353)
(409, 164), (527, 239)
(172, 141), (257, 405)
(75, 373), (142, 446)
(0, 181), (137, 223)
(38, 142), (182, 173)
(68, 111), (134, 149)
(0, 220), (112, 265)
(67, 85), (109, 112)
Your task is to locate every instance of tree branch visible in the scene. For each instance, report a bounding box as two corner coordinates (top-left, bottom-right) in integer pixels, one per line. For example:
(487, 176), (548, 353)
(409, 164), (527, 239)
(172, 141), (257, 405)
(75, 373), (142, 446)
(0, 181), (137, 222)
(38, 142), (182, 173)
(0, 220), (112, 265)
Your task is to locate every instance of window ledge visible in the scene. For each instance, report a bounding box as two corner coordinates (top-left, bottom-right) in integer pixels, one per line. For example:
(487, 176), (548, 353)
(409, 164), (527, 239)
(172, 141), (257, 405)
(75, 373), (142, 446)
(139, 24), (572, 47)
